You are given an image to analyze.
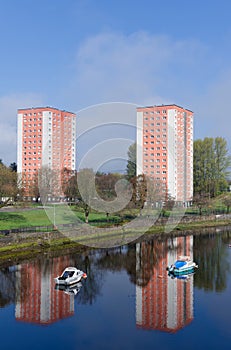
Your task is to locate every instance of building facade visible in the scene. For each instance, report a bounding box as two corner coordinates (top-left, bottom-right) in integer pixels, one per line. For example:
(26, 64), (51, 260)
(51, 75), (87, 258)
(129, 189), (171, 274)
(136, 104), (193, 204)
(17, 107), (76, 198)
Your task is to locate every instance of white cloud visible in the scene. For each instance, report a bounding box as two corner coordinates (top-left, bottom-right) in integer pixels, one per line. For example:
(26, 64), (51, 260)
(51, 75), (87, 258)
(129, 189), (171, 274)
(0, 93), (43, 165)
(71, 31), (207, 108)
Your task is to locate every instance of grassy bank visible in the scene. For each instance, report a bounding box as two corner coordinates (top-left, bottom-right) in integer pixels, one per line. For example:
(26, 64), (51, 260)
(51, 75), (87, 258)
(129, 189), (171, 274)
(0, 217), (230, 267)
(0, 205), (231, 263)
(0, 233), (84, 267)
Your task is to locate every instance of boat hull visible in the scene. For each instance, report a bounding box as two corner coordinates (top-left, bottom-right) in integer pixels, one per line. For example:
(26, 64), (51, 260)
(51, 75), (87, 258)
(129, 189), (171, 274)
(54, 276), (82, 285)
(168, 266), (196, 275)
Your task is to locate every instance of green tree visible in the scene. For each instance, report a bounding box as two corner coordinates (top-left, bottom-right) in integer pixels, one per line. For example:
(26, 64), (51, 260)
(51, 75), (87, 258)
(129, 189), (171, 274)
(194, 137), (231, 197)
(126, 143), (136, 179)
(213, 137), (231, 195)
(222, 194), (231, 214)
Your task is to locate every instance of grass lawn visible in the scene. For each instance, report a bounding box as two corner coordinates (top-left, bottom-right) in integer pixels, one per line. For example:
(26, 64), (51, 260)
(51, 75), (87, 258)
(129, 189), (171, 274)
(0, 206), (122, 230)
(0, 210), (52, 230)
(1, 195), (230, 231)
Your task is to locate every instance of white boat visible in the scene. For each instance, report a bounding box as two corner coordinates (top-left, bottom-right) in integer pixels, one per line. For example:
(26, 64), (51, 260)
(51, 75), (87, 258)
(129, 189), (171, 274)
(54, 267), (87, 285)
(166, 255), (198, 275)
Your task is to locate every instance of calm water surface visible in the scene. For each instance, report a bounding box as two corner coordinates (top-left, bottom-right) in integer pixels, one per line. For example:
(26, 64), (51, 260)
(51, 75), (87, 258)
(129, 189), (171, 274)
(1, 229), (231, 350)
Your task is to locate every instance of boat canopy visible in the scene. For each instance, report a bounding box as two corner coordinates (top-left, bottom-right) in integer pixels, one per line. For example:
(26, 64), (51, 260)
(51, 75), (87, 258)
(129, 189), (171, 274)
(175, 260), (187, 268)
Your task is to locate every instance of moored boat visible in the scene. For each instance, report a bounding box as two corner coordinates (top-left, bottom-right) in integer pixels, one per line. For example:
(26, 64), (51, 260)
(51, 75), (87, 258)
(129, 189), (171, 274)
(54, 267), (87, 285)
(166, 255), (198, 275)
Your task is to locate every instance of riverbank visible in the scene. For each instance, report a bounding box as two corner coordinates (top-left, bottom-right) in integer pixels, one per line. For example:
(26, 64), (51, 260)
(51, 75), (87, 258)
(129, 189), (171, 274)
(0, 214), (231, 267)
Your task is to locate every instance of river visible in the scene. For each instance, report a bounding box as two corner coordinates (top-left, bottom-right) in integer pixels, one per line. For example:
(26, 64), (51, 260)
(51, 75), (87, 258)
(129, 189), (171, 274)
(0, 228), (231, 350)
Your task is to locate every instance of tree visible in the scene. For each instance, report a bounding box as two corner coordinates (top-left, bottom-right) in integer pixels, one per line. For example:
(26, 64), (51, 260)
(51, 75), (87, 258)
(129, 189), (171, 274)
(129, 174), (147, 211)
(95, 172), (124, 220)
(129, 175), (165, 213)
(194, 137), (231, 197)
(126, 143), (136, 179)
(63, 171), (78, 201)
(213, 137), (231, 194)
(76, 168), (96, 223)
(95, 172), (122, 200)
(222, 194), (231, 214)
(9, 162), (17, 172)
(0, 163), (18, 206)
(38, 166), (59, 202)
(28, 171), (40, 201)
(193, 193), (210, 215)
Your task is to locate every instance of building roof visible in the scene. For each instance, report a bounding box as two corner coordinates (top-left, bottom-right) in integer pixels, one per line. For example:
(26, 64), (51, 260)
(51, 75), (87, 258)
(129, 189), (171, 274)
(17, 106), (76, 115)
(136, 104), (193, 113)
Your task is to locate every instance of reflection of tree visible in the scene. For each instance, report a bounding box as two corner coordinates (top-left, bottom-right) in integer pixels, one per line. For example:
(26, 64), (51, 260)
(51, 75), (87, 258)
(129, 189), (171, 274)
(194, 233), (230, 292)
(73, 253), (104, 305)
(95, 239), (170, 288)
(96, 246), (138, 284)
(0, 268), (17, 307)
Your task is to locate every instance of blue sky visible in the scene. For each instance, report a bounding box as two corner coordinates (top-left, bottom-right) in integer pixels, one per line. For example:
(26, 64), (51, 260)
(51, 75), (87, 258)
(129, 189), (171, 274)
(1, 0), (231, 166)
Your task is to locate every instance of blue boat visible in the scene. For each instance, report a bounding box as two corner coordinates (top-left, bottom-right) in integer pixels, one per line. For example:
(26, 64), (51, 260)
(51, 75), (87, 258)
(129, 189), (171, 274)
(166, 256), (198, 275)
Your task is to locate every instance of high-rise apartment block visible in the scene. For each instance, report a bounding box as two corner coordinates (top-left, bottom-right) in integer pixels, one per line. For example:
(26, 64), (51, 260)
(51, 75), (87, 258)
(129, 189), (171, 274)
(137, 104), (193, 204)
(17, 107), (76, 197)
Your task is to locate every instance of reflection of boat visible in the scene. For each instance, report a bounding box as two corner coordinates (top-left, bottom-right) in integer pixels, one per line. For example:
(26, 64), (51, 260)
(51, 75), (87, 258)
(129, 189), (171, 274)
(55, 282), (82, 295)
(54, 267), (87, 285)
(166, 256), (198, 275)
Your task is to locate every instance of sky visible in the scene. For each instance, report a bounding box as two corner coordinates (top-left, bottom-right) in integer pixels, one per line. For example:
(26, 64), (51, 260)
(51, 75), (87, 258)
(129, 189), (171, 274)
(1, 0), (231, 167)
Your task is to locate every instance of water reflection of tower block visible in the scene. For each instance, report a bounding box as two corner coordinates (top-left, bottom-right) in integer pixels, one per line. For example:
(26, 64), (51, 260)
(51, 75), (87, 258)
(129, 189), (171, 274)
(136, 235), (194, 332)
(15, 256), (75, 325)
